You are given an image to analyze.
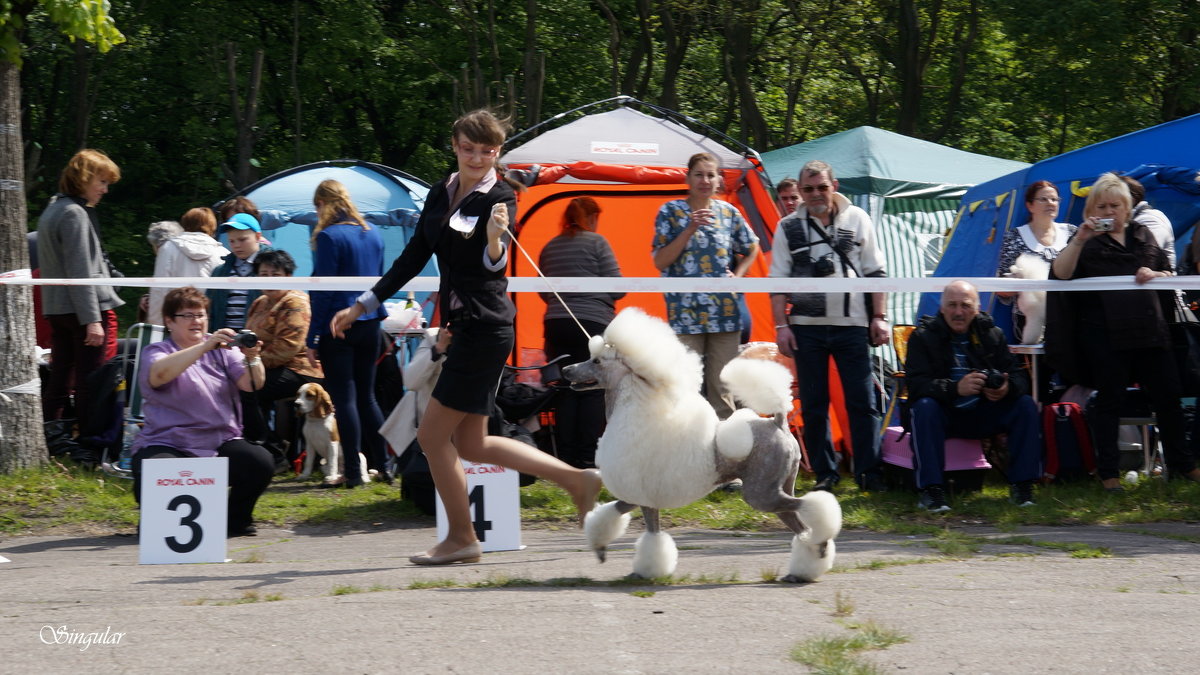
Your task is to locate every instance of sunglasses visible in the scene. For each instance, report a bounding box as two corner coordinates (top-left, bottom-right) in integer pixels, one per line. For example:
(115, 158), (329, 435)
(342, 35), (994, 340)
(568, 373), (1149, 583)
(801, 184), (832, 194)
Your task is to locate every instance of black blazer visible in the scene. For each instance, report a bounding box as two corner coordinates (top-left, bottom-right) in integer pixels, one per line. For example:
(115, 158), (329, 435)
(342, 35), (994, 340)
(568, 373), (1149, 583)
(369, 175), (517, 326)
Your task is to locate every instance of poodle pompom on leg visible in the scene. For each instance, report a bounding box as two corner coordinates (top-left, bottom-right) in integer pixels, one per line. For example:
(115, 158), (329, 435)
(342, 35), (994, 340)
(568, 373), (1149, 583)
(585, 501), (632, 563)
(784, 535), (836, 583)
(782, 490), (842, 583)
(632, 531), (678, 579)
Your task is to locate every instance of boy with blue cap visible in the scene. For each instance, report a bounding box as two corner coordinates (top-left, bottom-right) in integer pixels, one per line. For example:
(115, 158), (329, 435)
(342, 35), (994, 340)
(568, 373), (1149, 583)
(207, 213), (272, 331)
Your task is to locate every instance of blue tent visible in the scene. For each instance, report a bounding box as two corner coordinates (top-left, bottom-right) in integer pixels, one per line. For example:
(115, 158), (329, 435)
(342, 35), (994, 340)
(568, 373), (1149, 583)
(218, 160), (435, 307)
(921, 113), (1200, 333)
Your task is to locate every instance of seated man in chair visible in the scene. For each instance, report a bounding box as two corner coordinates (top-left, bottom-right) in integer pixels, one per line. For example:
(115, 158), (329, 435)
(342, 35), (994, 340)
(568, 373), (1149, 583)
(905, 280), (1041, 512)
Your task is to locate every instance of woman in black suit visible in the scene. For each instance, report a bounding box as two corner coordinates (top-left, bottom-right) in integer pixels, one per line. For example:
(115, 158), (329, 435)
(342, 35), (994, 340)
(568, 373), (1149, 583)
(331, 110), (601, 565)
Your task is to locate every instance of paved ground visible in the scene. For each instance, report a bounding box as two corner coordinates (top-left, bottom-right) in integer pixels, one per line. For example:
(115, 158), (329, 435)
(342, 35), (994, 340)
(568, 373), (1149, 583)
(2, 519), (1198, 674)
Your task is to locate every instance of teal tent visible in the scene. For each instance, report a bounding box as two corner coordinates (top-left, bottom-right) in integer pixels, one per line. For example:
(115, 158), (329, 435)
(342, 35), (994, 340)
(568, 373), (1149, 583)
(761, 127), (1029, 328)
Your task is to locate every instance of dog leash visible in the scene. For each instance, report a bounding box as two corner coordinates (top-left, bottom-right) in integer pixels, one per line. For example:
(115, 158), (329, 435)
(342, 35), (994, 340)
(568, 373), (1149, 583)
(496, 221), (593, 342)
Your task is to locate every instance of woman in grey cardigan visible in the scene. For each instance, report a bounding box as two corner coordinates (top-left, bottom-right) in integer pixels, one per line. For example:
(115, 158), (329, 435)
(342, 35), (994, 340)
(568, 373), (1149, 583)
(538, 196), (624, 468)
(37, 149), (125, 430)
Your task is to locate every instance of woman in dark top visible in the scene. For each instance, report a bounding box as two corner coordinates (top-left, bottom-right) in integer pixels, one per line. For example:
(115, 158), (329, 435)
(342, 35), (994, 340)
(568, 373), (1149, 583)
(538, 197), (623, 468)
(331, 110), (602, 565)
(1048, 172), (1200, 491)
(307, 179), (389, 487)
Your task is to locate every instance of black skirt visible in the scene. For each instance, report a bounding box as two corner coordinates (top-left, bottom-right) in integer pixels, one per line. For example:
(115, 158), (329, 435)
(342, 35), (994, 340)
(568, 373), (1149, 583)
(432, 320), (514, 416)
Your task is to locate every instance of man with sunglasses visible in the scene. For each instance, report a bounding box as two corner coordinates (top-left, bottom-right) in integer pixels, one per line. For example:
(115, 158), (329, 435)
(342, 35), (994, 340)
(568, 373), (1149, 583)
(769, 160), (889, 494)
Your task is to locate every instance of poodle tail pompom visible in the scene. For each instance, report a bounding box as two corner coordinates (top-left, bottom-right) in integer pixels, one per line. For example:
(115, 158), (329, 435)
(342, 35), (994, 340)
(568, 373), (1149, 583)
(720, 358), (793, 416)
(798, 489), (842, 543)
(715, 409), (757, 461)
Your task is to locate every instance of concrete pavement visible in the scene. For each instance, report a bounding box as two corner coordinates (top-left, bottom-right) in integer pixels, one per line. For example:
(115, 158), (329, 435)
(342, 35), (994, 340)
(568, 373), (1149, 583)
(2, 520), (1198, 673)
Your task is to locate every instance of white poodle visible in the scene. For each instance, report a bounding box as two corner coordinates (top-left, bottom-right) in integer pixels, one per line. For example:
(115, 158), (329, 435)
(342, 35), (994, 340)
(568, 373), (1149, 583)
(562, 308), (842, 582)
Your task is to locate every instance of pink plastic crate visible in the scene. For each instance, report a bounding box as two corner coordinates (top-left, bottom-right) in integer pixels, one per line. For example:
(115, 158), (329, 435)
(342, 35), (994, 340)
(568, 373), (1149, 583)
(881, 426), (991, 471)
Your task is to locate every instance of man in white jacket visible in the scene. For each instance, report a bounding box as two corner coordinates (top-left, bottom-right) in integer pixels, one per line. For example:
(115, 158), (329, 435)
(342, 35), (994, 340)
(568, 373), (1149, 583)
(770, 160), (890, 494)
(147, 207), (229, 325)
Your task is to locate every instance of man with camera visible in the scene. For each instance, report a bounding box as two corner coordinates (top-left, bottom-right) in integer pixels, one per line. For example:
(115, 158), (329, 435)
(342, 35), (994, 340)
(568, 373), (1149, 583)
(769, 160), (889, 494)
(905, 280), (1042, 511)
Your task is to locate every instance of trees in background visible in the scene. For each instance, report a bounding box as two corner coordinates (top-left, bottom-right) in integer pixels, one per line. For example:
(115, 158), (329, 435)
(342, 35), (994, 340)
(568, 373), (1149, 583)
(5, 0), (1200, 472)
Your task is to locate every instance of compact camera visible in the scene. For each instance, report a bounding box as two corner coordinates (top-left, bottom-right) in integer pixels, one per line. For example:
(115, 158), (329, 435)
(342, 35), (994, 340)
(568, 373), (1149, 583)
(1092, 218), (1114, 232)
(813, 255), (836, 277)
(233, 330), (259, 349)
(975, 368), (1006, 389)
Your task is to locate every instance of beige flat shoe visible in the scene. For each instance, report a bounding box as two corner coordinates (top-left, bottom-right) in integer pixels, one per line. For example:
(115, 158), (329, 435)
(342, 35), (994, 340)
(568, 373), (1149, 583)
(409, 542), (482, 566)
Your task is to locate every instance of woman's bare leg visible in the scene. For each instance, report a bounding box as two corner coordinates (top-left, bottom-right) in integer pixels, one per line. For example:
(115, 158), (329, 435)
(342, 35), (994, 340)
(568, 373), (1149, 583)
(414, 399), (477, 557)
(455, 416), (602, 522)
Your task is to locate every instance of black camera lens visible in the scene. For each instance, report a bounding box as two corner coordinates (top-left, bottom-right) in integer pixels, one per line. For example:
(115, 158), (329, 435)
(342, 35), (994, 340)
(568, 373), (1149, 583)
(983, 369), (1005, 389)
(234, 331), (258, 349)
(814, 256), (835, 277)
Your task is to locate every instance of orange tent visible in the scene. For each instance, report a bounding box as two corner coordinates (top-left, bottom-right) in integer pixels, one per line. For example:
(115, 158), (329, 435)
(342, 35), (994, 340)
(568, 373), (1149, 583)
(502, 97), (852, 461)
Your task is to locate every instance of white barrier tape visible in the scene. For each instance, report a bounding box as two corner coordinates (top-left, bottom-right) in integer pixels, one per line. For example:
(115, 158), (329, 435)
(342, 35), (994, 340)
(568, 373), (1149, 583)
(2, 271), (1199, 294)
(0, 378), (40, 398)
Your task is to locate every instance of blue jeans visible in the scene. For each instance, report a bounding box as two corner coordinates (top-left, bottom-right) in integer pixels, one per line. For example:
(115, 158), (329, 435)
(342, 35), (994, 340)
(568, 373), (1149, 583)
(791, 324), (881, 484)
(317, 319), (387, 481)
(909, 395), (1042, 489)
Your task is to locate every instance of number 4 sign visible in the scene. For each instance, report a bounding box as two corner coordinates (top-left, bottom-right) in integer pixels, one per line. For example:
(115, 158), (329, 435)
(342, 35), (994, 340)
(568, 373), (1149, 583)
(435, 460), (521, 552)
(139, 457), (229, 564)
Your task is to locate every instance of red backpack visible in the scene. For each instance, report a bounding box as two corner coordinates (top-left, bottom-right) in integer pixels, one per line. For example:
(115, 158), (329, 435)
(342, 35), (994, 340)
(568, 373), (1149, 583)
(1041, 401), (1096, 482)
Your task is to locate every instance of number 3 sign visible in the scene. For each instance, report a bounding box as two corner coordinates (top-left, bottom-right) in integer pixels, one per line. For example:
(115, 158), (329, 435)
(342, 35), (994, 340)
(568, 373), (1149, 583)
(138, 457), (229, 564)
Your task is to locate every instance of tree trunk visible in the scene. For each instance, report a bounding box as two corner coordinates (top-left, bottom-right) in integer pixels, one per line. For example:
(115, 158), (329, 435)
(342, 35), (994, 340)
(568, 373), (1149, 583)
(0, 59), (49, 473)
(522, 0), (543, 127)
(225, 43), (263, 190)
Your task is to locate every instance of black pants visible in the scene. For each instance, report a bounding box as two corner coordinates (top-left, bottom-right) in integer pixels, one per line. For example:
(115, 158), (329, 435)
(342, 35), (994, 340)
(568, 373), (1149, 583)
(241, 368), (322, 461)
(544, 318), (609, 468)
(1083, 329), (1195, 479)
(132, 439), (275, 530)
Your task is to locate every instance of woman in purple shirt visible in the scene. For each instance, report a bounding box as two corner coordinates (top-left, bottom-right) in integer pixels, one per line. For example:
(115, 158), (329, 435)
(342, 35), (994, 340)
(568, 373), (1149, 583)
(130, 286), (275, 537)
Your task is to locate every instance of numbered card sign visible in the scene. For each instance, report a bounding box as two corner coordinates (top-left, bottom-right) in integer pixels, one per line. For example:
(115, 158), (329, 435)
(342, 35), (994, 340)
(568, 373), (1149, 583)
(435, 460), (521, 552)
(139, 457), (228, 564)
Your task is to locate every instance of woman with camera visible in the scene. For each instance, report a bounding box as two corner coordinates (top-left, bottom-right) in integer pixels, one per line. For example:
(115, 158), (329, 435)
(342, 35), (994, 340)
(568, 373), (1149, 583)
(129, 286), (274, 537)
(1048, 172), (1200, 490)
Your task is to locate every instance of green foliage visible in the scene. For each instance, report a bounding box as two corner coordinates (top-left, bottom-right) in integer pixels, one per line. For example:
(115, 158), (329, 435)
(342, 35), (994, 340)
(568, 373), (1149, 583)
(2, 0), (124, 64)
(790, 620), (909, 674)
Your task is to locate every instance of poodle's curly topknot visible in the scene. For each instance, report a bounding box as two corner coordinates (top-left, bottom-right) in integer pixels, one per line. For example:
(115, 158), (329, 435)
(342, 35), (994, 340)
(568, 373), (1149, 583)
(603, 308), (702, 394)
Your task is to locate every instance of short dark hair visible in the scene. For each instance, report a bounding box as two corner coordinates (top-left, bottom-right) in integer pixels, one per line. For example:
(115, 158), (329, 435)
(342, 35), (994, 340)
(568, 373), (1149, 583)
(776, 177), (798, 192)
(162, 286), (210, 320)
(217, 196), (260, 222)
(253, 249), (297, 276)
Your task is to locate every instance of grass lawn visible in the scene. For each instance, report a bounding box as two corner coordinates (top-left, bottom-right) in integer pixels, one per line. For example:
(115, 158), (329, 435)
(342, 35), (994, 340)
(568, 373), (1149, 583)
(3, 458), (1198, 538)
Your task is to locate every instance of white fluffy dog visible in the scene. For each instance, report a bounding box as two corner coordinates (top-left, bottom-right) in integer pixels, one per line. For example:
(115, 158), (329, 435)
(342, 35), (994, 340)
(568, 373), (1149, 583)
(562, 308), (842, 582)
(1008, 253), (1050, 344)
(294, 382), (372, 485)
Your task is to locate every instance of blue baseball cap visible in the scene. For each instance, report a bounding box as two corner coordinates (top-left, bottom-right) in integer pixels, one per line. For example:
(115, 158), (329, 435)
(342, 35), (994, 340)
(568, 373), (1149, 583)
(218, 212), (261, 234)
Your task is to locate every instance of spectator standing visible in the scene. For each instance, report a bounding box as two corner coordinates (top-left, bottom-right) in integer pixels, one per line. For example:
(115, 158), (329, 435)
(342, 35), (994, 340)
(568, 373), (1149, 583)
(769, 160), (889, 493)
(776, 177), (800, 216)
(1120, 175), (1175, 268)
(1047, 172), (1200, 490)
(538, 196), (624, 468)
(37, 149), (124, 439)
(652, 152), (759, 419)
(305, 179), (390, 487)
(148, 208), (229, 325)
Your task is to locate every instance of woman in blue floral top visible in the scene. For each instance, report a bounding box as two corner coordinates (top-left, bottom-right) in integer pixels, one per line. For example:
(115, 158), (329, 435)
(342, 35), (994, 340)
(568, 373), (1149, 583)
(652, 152), (759, 418)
